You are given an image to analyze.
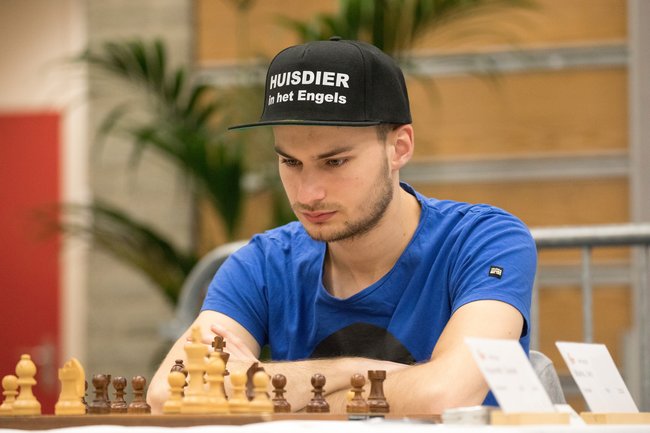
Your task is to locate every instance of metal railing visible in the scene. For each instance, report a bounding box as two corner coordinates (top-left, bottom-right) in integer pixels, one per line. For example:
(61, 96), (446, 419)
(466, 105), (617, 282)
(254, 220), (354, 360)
(530, 223), (650, 411)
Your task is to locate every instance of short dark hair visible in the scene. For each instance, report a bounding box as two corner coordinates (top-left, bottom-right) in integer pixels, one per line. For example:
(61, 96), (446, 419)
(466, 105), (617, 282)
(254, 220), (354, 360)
(376, 123), (404, 142)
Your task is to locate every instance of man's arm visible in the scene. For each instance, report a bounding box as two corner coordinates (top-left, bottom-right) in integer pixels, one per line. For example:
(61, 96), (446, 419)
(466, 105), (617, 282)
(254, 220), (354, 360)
(149, 299), (522, 414)
(147, 309), (404, 413)
(147, 310), (261, 413)
(209, 322), (410, 412)
(379, 299), (523, 414)
(210, 299), (522, 414)
(289, 300), (523, 414)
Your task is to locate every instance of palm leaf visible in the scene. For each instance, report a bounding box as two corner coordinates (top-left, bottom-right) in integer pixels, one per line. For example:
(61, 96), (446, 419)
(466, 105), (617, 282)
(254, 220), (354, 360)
(84, 39), (245, 239)
(280, 0), (535, 56)
(39, 202), (198, 305)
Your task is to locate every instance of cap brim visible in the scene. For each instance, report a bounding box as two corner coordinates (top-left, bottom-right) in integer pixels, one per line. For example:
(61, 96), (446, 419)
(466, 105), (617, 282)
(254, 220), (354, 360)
(228, 119), (382, 131)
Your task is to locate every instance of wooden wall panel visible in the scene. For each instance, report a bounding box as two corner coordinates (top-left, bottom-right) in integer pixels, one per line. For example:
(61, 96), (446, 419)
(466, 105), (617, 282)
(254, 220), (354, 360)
(198, 190), (279, 254)
(195, 0), (338, 63)
(415, 0), (626, 52)
(413, 177), (630, 262)
(409, 68), (628, 158)
(411, 178), (629, 228)
(538, 285), (632, 371)
(196, 0), (626, 63)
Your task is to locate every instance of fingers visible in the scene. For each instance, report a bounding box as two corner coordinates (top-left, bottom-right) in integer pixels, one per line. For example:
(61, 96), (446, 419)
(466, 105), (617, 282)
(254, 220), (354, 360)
(209, 322), (232, 341)
(184, 332), (214, 346)
(209, 323), (257, 361)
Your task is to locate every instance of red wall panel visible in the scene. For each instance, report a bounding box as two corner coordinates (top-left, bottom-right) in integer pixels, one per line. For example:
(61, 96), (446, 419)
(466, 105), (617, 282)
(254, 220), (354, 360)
(0, 112), (61, 413)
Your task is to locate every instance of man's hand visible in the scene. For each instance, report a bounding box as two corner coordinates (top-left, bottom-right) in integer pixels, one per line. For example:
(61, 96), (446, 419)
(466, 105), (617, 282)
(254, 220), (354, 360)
(209, 322), (261, 382)
(147, 310), (262, 414)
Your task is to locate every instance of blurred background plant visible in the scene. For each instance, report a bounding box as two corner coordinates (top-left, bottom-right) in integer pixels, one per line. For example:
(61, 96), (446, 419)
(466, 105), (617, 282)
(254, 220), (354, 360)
(50, 0), (533, 307)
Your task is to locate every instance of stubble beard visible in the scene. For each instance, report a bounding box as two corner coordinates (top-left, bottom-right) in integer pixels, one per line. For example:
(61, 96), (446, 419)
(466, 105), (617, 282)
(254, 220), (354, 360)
(297, 159), (394, 243)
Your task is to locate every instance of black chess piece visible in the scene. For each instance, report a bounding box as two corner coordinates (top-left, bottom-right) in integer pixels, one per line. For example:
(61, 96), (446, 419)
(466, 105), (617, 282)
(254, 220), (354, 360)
(82, 380), (88, 412)
(87, 374), (111, 414)
(127, 375), (151, 414)
(367, 370), (390, 413)
(346, 373), (369, 414)
(110, 376), (128, 413)
(305, 373), (329, 413)
(272, 374), (291, 413)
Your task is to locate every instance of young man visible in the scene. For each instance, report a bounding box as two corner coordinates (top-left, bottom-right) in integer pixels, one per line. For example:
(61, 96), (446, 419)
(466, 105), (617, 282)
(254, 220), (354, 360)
(147, 38), (536, 414)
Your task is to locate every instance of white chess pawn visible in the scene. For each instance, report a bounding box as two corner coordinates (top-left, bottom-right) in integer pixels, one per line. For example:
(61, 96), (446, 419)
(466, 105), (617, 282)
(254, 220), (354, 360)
(162, 371), (185, 414)
(205, 353), (228, 413)
(228, 370), (249, 413)
(249, 370), (273, 413)
(13, 354), (41, 415)
(0, 375), (18, 415)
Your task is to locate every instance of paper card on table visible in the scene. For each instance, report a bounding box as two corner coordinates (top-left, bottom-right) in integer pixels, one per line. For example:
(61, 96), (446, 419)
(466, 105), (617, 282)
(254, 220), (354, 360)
(465, 337), (555, 413)
(555, 341), (638, 413)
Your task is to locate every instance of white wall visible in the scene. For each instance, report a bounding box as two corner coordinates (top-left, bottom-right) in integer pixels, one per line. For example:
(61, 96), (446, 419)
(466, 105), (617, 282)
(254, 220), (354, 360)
(0, 0), (195, 383)
(85, 0), (193, 381)
(0, 0), (89, 365)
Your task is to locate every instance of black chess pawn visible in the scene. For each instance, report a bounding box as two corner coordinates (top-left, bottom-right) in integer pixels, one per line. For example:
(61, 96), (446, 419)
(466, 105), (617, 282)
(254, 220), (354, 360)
(82, 380), (88, 412)
(110, 376), (128, 413)
(103, 374), (112, 406)
(305, 373), (329, 413)
(127, 375), (151, 414)
(170, 359), (187, 377)
(367, 370), (390, 413)
(271, 374), (291, 413)
(87, 374), (111, 414)
(346, 373), (369, 414)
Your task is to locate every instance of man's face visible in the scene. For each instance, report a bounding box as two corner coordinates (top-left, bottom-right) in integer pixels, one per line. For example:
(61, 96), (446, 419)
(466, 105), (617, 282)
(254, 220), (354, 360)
(273, 125), (394, 243)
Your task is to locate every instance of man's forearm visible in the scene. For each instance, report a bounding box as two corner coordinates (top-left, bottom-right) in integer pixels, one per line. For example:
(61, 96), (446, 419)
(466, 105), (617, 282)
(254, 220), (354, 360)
(258, 357), (409, 413)
(380, 355), (489, 414)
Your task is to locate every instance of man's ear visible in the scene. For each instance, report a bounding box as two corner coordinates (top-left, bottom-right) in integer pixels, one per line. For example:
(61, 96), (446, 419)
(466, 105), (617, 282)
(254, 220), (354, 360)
(390, 124), (414, 170)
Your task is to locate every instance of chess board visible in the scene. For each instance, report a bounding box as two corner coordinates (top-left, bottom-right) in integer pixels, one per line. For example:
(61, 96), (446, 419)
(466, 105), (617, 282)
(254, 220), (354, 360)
(0, 413), (441, 430)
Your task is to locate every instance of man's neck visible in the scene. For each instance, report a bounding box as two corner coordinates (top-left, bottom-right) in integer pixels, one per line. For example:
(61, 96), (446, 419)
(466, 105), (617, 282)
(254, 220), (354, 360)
(323, 185), (421, 299)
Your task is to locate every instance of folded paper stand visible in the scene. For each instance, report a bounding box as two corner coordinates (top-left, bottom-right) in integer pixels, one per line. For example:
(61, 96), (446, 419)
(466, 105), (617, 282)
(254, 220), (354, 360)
(580, 412), (650, 424)
(490, 411), (570, 425)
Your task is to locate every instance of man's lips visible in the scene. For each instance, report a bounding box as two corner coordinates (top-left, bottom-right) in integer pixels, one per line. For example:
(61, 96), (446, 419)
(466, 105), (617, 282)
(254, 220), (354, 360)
(301, 210), (336, 223)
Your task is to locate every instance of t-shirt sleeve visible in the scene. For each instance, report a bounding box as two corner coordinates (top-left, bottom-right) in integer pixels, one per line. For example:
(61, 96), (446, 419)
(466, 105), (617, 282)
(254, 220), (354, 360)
(448, 208), (537, 338)
(201, 238), (268, 347)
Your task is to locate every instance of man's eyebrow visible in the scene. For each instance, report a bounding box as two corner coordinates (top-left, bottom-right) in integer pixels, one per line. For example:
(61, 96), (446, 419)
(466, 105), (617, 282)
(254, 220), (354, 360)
(274, 146), (293, 159)
(274, 145), (354, 160)
(315, 146), (354, 160)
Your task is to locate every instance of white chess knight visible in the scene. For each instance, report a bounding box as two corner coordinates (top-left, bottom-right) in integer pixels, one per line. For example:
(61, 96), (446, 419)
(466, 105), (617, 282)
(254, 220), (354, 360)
(55, 358), (86, 415)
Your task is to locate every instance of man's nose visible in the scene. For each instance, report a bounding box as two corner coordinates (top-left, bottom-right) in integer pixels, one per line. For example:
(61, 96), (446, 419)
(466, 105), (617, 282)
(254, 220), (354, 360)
(296, 169), (326, 205)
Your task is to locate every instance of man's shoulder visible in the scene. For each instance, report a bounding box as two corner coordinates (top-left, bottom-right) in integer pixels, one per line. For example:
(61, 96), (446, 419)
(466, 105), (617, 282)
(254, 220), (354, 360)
(413, 189), (523, 224)
(406, 184), (532, 241)
(249, 220), (321, 253)
(403, 182), (502, 216)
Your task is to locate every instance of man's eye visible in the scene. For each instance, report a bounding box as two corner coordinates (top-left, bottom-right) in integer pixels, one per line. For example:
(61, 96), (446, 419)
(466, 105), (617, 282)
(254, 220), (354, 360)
(326, 159), (348, 167)
(281, 158), (301, 167)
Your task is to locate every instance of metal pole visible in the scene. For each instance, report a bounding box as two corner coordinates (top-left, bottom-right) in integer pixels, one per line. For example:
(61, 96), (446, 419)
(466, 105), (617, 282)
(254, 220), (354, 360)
(640, 245), (649, 410)
(531, 276), (539, 351)
(582, 246), (593, 343)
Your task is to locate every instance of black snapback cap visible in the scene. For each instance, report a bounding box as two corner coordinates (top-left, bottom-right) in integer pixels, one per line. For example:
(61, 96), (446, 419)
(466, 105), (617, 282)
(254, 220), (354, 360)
(229, 37), (411, 130)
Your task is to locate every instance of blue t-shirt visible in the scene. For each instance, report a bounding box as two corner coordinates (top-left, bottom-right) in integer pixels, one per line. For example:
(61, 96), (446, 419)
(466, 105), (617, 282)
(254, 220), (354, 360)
(202, 183), (537, 406)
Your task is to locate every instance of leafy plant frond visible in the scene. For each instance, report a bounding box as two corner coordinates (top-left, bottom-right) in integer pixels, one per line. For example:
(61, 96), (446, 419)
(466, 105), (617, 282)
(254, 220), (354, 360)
(280, 0), (535, 56)
(84, 39), (246, 239)
(38, 202), (198, 305)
